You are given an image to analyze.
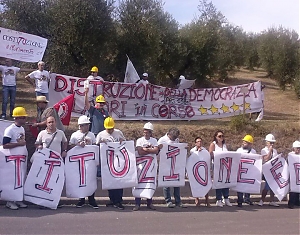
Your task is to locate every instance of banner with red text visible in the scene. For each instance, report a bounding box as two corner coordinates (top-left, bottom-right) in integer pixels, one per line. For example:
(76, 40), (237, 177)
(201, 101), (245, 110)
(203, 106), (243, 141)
(231, 153), (262, 194)
(157, 143), (187, 188)
(49, 74), (263, 120)
(65, 146), (98, 198)
(212, 151), (241, 189)
(24, 148), (64, 209)
(132, 153), (158, 199)
(0, 146), (27, 201)
(100, 141), (138, 190)
(287, 153), (300, 193)
(186, 149), (212, 198)
(0, 27), (48, 62)
(262, 154), (289, 201)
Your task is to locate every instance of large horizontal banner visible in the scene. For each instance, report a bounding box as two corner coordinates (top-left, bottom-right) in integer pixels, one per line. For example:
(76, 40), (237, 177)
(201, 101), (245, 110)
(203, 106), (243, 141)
(48, 74), (263, 120)
(288, 153), (300, 193)
(0, 27), (48, 62)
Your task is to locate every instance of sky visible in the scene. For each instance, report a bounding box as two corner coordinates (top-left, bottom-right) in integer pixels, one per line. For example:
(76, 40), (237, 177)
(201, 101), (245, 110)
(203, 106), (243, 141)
(163, 0), (300, 34)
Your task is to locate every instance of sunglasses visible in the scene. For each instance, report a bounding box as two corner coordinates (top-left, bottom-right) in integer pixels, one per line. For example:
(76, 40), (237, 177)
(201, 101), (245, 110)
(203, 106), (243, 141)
(217, 135), (224, 138)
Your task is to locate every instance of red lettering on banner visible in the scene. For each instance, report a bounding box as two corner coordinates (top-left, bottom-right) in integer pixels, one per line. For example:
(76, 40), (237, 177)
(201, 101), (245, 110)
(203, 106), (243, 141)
(107, 147), (130, 178)
(102, 82), (114, 98)
(134, 84), (146, 99)
(75, 78), (85, 96)
(68, 78), (76, 94)
(247, 83), (257, 98)
(270, 158), (289, 189)
(54, 76), (67, 92)
(109, 100), (126, 118)
(294, 163), (300, 185)
(148, 84), (160, 101)
(151, 103), (195, 119)
(6, 155), (26, 189)
(193, 161), (209, 186)
(163, 145), (180, 181)
(89, 80), (103, 97)
(237, 158), (255, 184)
(218, 157), (232, 183)
(136, 156), (155, 183)
(69, 152), (95, 187)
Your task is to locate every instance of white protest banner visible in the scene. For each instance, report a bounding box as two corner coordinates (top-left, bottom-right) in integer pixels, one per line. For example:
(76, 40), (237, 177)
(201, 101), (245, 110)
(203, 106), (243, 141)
(262, 154), (289, 201)
(0, 27), (48, 62)
(100, 141), (138, 190)
(157, 143), (187, 188)
(24, 149), (64, 209)
(287, 153), (300, 193)
(132, 153), (158, 199)
(65, 146), (99, 198)
(49, 74), (263, 120)
(212, 151), (241, 189)
(0, 119), (14, 145)
(231, 153), (262, 193)
(0, 146), (27, 201)
(186, 150), (212, 198)
(178, 79), (195, 89)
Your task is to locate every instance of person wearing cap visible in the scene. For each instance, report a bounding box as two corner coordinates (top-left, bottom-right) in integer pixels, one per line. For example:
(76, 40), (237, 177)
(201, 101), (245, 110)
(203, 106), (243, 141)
(258, 134), (279, 207)
(136, 73), (149, 85)
(236, 134), (257, 207)
(31, 96), (65, 132)
(0, 58), (33, 119)
(287, 141), (300, 209)
(69, 115), (98, 209)
(132, 122), (159, 211)
(96, 117), (126, 210)
(25, 61), (50, 100)
(2, 107), (28, 210)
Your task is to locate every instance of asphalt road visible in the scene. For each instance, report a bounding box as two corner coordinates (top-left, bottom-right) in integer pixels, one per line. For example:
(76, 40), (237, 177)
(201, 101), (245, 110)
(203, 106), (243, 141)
(0, 202), (299, 234)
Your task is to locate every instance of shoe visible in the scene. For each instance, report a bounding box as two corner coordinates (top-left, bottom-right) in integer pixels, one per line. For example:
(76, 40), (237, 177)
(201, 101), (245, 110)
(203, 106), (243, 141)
(224, 199), (232, 207)
(176, 203), (187, 208)
(15, 201), (28, 208)
(195, 198), (200, 207)
(88, 200), (99, 209)
(106, 202), (114, 207)
(166, 202), (175, 208)
(114, 203), (125, 210)
(6, 201), (18, 210)
(76, 200), (85, 208)
(244, 200), (254, 205)
(132, 205), (140, 211)
(269, 201), (279, 207)
(216, 200), (223, 207)
(205, 202), (211, 208)
(57, 204), (63, 208)
(258, 200), (264, 206)
(288, 204), (294, 209)
(1, 114), (6, 120)
(237, 203), (243, 208)
(147, 204), (156, 210)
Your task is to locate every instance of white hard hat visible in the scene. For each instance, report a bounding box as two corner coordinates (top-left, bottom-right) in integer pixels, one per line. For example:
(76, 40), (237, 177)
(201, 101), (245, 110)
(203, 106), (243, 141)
(179, 75), (185, 80)
(143, 122), (154, 131)
(78, 115), (91, 125)
(142, 73), (148, 77)
(265, 134), (276, 142)
(292, 140), (300, 148)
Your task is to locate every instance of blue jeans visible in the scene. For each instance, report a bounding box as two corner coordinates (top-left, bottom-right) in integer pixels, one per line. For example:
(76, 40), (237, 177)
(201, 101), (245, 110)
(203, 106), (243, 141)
(2, 85), (16, 116)
(108, 189), (123, 204)
(135, 198), (153, 206)
(163, 187), (181, 205)
(35, 91), (49, 100)
(216, 188), (229, 201)
(237, 192), (251, 204)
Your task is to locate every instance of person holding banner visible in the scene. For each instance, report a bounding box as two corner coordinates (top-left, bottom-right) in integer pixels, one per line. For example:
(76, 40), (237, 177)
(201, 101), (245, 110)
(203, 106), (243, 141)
(136, 73), (149, 85)
(25, 61), (50, 100)
(258, 134), (279, 207)
(190, 137), (211, 207)
(69, 115), (98, 209)
(288, 141), (300, 209)
(209, 130), (232, 207)
(236, 134), (257, 207)
(2, 106), (28, 209)
(96, 117), (126, 210)
(158, 127), (187, 208)
(132, 122), (159, 211)
(84, 66), (104, 96)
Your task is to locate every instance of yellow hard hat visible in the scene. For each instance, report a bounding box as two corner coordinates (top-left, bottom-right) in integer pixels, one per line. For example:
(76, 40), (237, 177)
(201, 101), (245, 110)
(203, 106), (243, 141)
(91, 66), (98, 72)
(95, 95), (105, 103)
(12, 107), (28, 117)
(104, 117), (115, 129)
(243, 134), (254, 144)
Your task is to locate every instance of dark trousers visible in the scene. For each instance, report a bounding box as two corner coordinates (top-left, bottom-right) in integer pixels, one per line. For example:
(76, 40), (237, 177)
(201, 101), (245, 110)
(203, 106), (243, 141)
(79, 192), (96, 203)
(108, 189), (123, 204)
(135, 198), (152, 206)
(288, 192), (300, 207)
(237, 192), (251, 204)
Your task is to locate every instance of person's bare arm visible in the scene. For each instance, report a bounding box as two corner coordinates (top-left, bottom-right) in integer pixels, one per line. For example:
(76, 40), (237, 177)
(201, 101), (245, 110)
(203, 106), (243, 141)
(25, 75), (35, 86)
(208, 142), (215, 160)
(3, 141), (25, 149)
(84, 88), (90, 110)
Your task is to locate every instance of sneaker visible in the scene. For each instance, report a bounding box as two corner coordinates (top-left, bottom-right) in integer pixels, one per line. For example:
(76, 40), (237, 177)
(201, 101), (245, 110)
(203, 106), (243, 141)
(106, 202), (114, 207)
(176, 203), (187, 208)
(166, 202), (175, 208)
(216, 200), (224, 207)
(76, 200), (85, 208)
(244, 199), (254, 205)
(6, 201), (18, 210)
(147, 204), (156, 210)
(15, 201), (28, 208)
(258, 200), (264, 206)
(237, 203), (243, 208)
(224, 199), (232, 207)
(114, 203), (125, 210)
(1, 114), (6, 120)
(88, 200), (99, 209)
(132, 205), (140, 211)
(269, 201), (279, 207)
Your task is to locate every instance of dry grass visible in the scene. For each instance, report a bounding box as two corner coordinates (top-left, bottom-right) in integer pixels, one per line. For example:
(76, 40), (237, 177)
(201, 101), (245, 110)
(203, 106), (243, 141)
(1, 69), (299, 157)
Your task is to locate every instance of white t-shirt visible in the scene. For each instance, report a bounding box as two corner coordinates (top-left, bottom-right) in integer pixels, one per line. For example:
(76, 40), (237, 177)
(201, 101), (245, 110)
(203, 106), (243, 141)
(3, 124), (25, 143)
(190, 146), (207, 154)
(137, 79), (149, 85)
(0, 65), (20, 86)
(35, 129), (67, 153)
(28, 70), (50, 93)
(236, 147), (257, 154)
(84, 75), (104, 89)
(212, 141), (228, 152)
(136, 136), (158, 148)
(157, 133), (179, 145)
(69, 130), (96, 145)
(96, 129), (125, 144)
(261, 147), (278, 158)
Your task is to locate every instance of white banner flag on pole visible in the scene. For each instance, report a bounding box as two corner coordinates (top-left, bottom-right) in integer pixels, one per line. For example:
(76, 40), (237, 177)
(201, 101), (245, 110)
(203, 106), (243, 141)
(287, 153), (300, 193)
(124, 57), (140, 83)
